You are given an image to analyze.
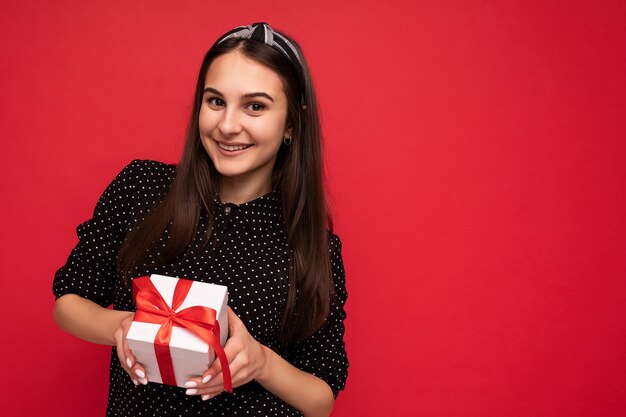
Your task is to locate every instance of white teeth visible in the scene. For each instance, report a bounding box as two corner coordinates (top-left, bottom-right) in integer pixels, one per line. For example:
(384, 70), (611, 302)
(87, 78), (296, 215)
(218, 142), (251, 151)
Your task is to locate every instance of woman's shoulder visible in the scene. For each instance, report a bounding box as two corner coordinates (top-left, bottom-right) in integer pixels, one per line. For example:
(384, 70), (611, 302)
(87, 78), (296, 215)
(117, 159), (177, 180)
(96, 159), (176, 210)
(107, 159), (176, 191)
(327, 230), (342, 252)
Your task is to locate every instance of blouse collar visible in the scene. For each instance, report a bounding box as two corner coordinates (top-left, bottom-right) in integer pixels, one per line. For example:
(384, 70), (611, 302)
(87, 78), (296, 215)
(214, 190), (284, 237)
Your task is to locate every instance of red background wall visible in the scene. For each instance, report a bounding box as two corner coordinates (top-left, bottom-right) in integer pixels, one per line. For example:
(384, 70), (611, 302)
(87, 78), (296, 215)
(2, 1), (625, 416)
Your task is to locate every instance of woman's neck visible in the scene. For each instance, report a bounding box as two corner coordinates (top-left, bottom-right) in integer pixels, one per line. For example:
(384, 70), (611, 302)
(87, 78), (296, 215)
(219, 175), (272, 205)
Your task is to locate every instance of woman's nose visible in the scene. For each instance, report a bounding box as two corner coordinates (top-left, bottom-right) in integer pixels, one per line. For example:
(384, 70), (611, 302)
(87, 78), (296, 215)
(217, 108), (243, 135)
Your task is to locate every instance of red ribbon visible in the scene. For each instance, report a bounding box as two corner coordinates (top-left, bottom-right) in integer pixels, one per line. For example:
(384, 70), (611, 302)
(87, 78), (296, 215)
(132, 276), (232, 392)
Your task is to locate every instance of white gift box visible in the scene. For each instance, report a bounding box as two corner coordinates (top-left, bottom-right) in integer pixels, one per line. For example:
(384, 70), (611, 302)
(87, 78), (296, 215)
(126, 274), (228, 387)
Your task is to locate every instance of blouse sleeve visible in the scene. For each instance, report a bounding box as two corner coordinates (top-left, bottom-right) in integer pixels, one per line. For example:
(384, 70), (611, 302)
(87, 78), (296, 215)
(52, 160), (143, 307)
(285, 233), (349, 398)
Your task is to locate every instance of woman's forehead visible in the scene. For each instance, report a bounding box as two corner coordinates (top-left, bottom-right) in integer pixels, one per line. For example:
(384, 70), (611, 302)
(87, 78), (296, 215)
(204, 51), (285, 98)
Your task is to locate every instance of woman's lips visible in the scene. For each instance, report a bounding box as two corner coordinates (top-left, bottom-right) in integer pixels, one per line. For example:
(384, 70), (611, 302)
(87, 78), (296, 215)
(215, 140), (253, 154)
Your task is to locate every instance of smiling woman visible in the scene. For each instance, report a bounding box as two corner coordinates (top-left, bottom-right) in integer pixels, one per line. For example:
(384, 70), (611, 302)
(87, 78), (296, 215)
(199, 51), (291, 202)
(52, 22), (348, 417)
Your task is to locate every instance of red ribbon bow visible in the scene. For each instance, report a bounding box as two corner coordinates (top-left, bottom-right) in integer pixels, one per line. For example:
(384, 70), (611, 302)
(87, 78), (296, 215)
(132, 276), (232, 392)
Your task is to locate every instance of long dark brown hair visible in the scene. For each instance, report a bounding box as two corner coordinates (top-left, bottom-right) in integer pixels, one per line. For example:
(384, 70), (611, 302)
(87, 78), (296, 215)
(117, 31), (334, 343)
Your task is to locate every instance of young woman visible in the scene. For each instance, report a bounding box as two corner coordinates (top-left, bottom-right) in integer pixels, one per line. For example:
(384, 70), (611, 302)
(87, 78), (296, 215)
(53, 23), (348, 417)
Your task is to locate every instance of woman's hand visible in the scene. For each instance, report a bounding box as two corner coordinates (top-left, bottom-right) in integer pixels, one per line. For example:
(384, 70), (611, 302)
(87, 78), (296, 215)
(112, 312), (148, 386)
(184, 307), (268, 400)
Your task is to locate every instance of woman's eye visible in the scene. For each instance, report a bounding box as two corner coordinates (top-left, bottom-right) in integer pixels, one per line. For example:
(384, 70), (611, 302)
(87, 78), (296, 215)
(207, 97), (225, 107)
(247, 103), (265, 112)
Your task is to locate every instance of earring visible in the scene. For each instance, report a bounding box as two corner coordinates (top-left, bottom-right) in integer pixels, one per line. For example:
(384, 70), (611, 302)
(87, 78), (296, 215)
(283, 135), (292, 146)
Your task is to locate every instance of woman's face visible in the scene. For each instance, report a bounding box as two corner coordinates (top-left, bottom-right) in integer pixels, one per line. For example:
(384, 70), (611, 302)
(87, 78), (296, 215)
(199, 50), (291, 193)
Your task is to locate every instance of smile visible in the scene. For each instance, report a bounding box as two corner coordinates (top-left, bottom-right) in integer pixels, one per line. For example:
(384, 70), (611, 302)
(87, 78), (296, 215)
(217, 142), (253, 152)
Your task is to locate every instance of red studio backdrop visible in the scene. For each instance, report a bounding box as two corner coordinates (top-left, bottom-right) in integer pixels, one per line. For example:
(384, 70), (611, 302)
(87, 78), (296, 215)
(1, 1), (625, 416)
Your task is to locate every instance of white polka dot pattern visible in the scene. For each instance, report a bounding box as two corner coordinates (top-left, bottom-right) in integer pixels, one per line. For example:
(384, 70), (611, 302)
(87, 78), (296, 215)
(53, 160), (349, 416)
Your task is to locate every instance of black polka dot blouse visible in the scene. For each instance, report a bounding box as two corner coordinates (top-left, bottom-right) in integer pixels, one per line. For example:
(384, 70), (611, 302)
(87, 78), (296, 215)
(53, 160), (349, 417)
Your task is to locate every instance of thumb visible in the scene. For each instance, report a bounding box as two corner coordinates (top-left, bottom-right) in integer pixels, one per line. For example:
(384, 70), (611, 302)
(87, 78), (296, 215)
(226, 306), (242, 334)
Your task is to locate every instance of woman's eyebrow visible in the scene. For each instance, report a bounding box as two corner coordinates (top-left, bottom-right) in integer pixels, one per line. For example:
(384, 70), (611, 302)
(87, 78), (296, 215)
(203, 87), (223, 96)
(202, 87), (274, 103)
(242, 92), (274, 102)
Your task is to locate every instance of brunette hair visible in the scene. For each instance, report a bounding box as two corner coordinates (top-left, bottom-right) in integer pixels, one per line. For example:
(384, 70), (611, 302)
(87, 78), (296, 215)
(117, 31), (334, 343)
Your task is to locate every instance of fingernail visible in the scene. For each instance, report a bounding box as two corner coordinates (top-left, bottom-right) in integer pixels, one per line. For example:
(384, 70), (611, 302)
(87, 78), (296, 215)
(202, 375), (212, 384)
(135, 369), (145, 378)
(126, 357), (133, 368)
(201, 394), (210, 401)
(186, 388), (198, 395)
(139, 377), (148, 385)
(132, 379), (139, 386)
(184, 381), (197, 388)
